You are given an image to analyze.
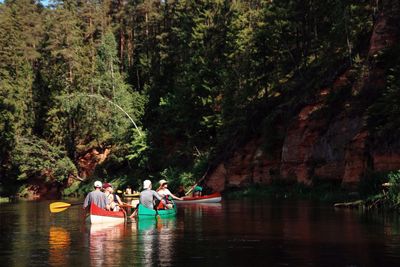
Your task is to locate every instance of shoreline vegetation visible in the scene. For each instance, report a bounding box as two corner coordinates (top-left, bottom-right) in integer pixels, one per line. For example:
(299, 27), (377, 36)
(225, 183), (356, 202)
(226, 170), (400, 211)
(3, 170), (400, 209)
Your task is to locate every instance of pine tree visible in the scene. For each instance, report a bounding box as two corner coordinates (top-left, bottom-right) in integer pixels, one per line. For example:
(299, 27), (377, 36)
(0, 0), (44, 183)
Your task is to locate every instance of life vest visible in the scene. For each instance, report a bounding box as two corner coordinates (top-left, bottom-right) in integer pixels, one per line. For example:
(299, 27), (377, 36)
(156, 195), (172, 209)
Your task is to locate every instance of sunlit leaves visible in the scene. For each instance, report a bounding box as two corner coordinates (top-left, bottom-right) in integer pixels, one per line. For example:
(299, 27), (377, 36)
(11, 136), (77, 181)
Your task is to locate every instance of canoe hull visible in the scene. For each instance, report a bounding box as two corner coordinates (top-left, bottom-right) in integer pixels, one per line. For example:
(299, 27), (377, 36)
(88, 203), (126, 224)
(175, 192), (222, 204)
(137, 204), (177, 218)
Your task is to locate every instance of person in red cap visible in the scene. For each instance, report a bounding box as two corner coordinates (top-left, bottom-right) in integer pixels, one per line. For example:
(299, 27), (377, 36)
(103, 183), (124, 211)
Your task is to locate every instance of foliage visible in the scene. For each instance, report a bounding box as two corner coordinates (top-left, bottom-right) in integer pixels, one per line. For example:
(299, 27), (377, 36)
(387, 170), (400, 206)
(126, 128), (149, 169)
(0, 0), (395, 198)
(11, 136), (77, 182)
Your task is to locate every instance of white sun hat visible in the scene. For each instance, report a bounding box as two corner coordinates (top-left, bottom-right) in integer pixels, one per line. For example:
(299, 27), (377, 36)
(94, 180), (102, 188)
(143, 180), (152, 189)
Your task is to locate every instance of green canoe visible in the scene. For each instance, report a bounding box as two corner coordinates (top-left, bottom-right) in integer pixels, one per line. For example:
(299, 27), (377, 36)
(137, 203), (177, 218)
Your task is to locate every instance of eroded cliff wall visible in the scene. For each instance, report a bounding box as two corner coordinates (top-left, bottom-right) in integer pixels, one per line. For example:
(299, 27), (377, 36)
(207, 1), (400, 191)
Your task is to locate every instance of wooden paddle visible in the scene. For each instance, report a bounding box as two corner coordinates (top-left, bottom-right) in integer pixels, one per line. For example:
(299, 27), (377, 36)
(185, 166), (210, 196)
(49, 202), (83, 213)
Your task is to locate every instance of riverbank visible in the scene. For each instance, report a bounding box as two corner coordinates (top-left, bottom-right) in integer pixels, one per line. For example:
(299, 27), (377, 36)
(225, 171), (400, 211)
(225, 182), (361, 203)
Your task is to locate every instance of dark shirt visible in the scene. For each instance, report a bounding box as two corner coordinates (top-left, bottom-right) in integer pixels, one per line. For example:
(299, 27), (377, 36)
(176, 190), (185, 198)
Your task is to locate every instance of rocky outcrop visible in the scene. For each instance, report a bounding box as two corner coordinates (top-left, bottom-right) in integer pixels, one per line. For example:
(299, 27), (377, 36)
(17, 147), (111, 199)
(78, 148), (110, 178)
(206, 1), (400, 192)
(19, 179), (62, 200)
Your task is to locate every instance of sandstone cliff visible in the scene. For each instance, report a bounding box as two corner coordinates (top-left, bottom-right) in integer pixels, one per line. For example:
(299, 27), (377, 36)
(207, 1), (400, 192)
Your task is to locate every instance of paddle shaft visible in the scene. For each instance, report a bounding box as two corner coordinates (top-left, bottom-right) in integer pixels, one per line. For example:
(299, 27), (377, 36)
(185, 166), (210, 196)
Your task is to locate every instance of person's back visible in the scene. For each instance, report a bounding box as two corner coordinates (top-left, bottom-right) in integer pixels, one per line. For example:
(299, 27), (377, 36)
(193, 185), (203, 197)
(83, 181), (108, 209)
(139, 180), (163, 209)
(140, 189), (159, 209)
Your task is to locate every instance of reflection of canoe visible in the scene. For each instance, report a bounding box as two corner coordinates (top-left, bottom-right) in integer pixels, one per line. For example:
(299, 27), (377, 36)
(89, 222), (126, 266)
(137, 216), (176, 231)
(123, 193), (140, 198)
(137, 203), (177, 218)
(88, 203), (126, 224)
(137, 217), (158, 231)
(90, 221), (125, 234)
(175, 192), (222, 203)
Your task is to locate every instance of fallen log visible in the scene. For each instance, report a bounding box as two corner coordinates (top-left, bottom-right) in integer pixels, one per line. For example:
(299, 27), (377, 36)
(334, 200), (364, 208)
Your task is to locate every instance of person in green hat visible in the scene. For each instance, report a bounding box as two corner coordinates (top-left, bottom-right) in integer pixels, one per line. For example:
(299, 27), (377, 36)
(193, 185), (203, 197)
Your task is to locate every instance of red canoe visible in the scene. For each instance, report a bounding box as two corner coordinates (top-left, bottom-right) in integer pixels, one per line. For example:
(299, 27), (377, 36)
(87, 203), (127, 224)
(175, 192), (222, 204)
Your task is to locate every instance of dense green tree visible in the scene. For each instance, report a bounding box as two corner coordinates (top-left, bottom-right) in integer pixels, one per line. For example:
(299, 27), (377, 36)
(0, 0), (43, 186)
(1, 0), (397, 196)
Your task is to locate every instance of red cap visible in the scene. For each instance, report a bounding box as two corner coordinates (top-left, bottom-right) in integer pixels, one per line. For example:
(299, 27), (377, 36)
(102, 183), (112, 189)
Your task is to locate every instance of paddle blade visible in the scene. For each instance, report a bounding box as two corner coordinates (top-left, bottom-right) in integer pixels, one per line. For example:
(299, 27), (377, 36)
(49, 202), (72, 213)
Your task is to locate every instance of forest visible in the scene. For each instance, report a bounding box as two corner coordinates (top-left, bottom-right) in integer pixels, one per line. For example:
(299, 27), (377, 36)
(1, 0), (400, 200)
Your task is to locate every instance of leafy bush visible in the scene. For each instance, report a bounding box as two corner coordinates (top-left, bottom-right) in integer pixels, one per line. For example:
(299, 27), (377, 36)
(11, 135), (77, 182)
(387, 170), (400, 206)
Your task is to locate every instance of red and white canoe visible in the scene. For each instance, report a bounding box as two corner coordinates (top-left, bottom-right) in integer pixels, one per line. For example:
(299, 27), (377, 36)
(175, 192), (222, 204)
(87, 203), (126, 224)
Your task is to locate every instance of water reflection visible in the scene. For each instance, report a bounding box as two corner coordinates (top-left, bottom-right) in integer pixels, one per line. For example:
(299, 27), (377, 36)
(136, 217), (177, 266)
(48, 226), (71, 266)
(3, 200), (400, 266)
(89, 222), (126, 266)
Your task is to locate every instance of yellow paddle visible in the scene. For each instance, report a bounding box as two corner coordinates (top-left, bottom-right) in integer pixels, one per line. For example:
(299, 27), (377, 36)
(49, 202), (82, 213)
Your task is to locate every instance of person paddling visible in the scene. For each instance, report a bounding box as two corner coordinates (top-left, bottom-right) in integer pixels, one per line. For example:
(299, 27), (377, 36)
(130, 180), (164, 219)
(83, 181), (108, 210)
(156, 179), (183, 209)
(192, 185), (203, 197)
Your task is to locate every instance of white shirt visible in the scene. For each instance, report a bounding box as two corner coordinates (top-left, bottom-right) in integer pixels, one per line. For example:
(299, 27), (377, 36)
(157, 188), (172, 197)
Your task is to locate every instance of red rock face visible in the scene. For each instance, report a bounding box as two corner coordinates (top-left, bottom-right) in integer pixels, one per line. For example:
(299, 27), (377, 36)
(373, 153), (400, 172)
(78, 148), (110, 178)
(206, 1), (400, 192)
(342, 132), (369, 187)
(369, 7), (399, 57)
(20, 178), (62, 200)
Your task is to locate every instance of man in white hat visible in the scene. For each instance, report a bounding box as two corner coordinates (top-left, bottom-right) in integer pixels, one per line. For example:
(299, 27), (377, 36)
(83, 180), (108, 209)
(139, 180), (164, 210)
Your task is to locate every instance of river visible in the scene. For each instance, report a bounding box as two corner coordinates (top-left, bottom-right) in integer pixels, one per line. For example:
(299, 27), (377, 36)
(1, 199), (400, 266)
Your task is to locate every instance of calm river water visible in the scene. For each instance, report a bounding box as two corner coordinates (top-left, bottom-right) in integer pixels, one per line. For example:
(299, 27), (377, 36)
(1, 199), (400, 266)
